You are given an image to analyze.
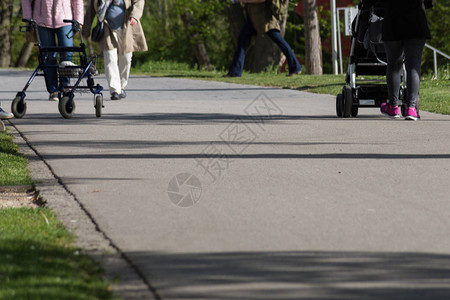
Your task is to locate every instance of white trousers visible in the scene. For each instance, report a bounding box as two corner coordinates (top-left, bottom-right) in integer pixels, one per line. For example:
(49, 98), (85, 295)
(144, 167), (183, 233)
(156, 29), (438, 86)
(104, 30), (133, 94)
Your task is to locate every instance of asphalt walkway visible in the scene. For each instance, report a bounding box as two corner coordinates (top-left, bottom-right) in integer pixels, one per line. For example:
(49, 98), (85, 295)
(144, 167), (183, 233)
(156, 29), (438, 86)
(2, 69), (450, 299)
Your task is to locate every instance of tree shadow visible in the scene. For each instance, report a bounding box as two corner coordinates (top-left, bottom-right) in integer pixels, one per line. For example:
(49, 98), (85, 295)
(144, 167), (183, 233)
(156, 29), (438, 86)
(0, 239), (114, 299)
(7, 113), (343, 127)
(98, 250), (450, 300)
(293, 83), (344, 92)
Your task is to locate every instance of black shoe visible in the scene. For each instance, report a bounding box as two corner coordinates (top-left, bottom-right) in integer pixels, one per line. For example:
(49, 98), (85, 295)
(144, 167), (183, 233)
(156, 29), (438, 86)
(119, 90), (126, 99)
(111, 92), (121, 100)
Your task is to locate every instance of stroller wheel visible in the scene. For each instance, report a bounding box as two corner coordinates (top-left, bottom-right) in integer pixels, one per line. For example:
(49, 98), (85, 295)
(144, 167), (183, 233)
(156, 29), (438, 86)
(59, 96), (76, 119)
(342, 85), (353, 118)
(11, 96), (27, 119)
(95, 94), (103, 118)
(336, 94), (343, 117)
(401, 104), (407, 117)
(352, 106), (359, 117)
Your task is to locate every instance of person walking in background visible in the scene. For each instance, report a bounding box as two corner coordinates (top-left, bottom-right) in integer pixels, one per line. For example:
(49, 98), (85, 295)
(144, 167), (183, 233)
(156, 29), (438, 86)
(226, 0), (302, 77)
(376, 0), (433, 120)
(22, 0), (84, 101)
(83, 0), (147, 100)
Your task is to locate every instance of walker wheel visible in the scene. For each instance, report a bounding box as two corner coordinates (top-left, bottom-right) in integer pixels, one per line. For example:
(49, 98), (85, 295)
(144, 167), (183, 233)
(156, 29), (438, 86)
(11, 96), (27, 118)
(95, 94), (102, 118)
(59, 96), (75, 119)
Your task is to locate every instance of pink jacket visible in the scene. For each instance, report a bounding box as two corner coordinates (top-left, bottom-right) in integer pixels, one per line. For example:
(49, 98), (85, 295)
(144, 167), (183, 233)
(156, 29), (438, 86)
(22, 0), (84, 28)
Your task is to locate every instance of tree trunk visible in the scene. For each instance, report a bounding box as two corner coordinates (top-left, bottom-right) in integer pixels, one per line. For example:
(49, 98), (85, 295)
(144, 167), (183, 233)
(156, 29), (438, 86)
(15, 42), (34, 68)
(279, 0), (289, 37)
(303, 0), (322, 75)
(156, 0), (169, 34)
(246, 36), (280, 73)
(181, 12), (212, 70)
(224, 3), (246, 44)
(0, 0), (13, 67)
(163, 0), (169, 34)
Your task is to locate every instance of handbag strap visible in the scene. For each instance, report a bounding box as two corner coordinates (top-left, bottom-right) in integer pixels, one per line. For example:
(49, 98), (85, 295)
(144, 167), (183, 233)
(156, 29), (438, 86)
(97, 0), (114, 23)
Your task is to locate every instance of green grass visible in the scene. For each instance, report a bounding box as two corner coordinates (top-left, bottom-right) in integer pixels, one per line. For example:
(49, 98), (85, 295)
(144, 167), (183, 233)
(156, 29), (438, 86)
(0, 131), (116, 299)
(0, 130), (32, 186)
(420, 77), (450, 114)
(135, 60), (450, 115)
(0, 208), (116, 300)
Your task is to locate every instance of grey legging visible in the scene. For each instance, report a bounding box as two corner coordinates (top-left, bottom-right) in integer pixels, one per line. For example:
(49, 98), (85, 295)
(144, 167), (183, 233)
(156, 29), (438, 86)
(384, 39), (426, 108)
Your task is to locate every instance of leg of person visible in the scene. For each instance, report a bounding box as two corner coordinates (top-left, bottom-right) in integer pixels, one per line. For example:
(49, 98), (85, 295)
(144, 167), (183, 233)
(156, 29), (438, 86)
(104, 31), (122, 100)
(266, 29), (302, 75)
(115, 29), (132, 98)
(56, 25), (74, 90)
(403, 39), (425, 120)
(117, 52), (132, 98)
(227, 19), (256, 77)
(381, 40), (404, 118)
(38, 26), (59, 100)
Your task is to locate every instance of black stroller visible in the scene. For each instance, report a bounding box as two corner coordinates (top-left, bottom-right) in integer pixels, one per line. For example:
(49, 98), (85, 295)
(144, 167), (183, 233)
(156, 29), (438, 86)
(12, 19), (104, 119)
(336, 0), (413, 118)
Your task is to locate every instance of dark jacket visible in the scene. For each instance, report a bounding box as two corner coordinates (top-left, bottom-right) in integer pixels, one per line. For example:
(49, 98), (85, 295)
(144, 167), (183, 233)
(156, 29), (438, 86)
(366, 0), (431, 41)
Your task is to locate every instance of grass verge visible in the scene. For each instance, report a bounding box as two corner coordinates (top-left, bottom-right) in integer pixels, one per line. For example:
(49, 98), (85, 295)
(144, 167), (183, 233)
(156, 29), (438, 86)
(0, 129), (32, 186)
(134, 60), (450, 115)
(0, 129), (116, 299)
(0, 208), (116, 300)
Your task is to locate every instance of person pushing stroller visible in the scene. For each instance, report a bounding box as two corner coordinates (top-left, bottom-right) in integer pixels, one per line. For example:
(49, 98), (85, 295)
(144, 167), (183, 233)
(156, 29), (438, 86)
(365, 0), (433, 120)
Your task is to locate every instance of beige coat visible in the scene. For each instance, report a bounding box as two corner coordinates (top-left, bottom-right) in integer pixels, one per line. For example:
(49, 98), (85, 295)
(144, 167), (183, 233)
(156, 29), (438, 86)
(246, 2), (280, 35)
(83, 0), (148, 53)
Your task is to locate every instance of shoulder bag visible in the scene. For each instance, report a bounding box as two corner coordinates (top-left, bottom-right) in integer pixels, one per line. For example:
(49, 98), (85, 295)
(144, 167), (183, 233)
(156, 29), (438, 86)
(91, 18), (105, 42)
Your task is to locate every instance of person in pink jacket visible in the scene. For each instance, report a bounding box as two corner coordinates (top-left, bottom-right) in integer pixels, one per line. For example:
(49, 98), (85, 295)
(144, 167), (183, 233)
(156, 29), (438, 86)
(22, 0), (84, 101)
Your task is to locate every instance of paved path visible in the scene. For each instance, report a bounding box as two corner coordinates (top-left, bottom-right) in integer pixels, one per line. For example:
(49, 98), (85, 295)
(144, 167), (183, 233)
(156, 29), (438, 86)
(2, 69), (450, 299)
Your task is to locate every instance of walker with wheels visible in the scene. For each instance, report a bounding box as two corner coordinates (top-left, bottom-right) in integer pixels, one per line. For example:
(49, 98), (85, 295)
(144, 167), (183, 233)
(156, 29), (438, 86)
(12, 19), (104, 119)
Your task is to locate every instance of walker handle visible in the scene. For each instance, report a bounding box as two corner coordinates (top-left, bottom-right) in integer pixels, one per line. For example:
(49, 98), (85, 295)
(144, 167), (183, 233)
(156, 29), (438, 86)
(20, 18), (37, 31)
(63, 19), (83, 42)
(63, 19), (81, 33)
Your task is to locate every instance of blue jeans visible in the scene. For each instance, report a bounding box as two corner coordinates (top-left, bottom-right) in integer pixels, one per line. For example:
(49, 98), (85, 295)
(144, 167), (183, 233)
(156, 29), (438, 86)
(38, 25), (73, 93)
(228, 19), (302, 77)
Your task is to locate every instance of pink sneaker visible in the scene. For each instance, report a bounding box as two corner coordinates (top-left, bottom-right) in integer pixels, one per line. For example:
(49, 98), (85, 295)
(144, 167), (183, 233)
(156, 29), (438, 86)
(405, 107), (420, 121)
(380, 102), (400, 118)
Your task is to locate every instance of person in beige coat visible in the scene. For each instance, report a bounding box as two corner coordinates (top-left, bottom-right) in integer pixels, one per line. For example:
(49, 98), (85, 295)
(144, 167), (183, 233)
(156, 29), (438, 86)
(83, 0), (147, 100)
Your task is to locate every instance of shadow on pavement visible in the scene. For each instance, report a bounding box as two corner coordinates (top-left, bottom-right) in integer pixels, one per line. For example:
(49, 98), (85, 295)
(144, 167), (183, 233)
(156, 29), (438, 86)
(7, 113), (363, 127)
(99, 250), (450, 300)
